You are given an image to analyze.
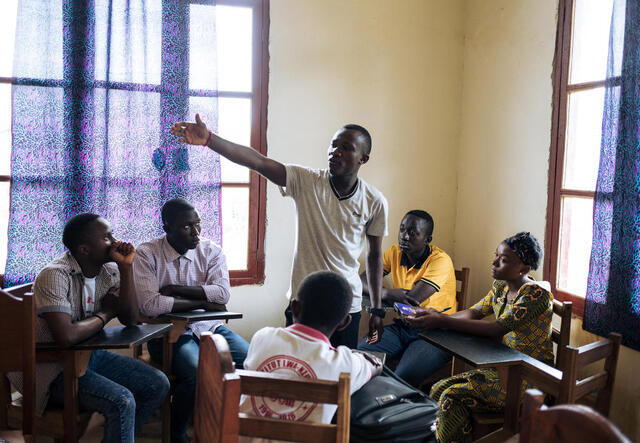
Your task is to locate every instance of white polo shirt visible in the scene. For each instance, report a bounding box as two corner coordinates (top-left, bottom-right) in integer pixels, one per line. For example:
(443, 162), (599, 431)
(280, 165), (388, 313)
(239, 324), (374, 431)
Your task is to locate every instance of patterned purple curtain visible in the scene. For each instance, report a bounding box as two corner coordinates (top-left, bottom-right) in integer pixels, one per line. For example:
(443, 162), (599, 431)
(585, 0), (640, 350)
(4, 0), (222, 286)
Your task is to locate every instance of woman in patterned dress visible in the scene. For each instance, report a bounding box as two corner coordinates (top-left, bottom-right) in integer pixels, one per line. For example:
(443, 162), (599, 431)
(404, 232), (553, 443)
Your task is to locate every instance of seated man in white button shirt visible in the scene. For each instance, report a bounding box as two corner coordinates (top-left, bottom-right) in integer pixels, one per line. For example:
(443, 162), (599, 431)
(133, 198), (249, 443)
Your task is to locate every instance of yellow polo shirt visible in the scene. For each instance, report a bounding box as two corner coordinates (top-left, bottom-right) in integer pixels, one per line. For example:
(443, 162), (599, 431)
(383, 244), (457, 313)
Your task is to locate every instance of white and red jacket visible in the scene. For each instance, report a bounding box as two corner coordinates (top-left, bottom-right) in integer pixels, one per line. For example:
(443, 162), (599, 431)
(239, 324), (374, 427)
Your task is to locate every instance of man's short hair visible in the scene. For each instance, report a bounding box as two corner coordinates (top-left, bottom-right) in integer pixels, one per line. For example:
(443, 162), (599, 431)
(161, 198), (195, 226)
(343, 124), (372, 155)
(405, 209), (434, 237)
(296, 271), (353, 330)
(62, 213), (101, 253)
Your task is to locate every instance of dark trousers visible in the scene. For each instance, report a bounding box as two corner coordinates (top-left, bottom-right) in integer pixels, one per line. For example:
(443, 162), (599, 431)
(284, 304), (361, 349)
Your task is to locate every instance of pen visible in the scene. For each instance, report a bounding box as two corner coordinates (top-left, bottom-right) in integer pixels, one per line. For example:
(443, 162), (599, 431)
(438, 307), (451, 313)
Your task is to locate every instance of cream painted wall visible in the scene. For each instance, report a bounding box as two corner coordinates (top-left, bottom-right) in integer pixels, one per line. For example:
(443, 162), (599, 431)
(453, 0), (556, 301)
(227, 0), (465, 339)
(453, 0), (640, 439)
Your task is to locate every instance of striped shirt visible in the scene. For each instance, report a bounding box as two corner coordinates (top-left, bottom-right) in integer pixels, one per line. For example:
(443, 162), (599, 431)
(8, 252), (120, 415)
(133, 235), (231, 337)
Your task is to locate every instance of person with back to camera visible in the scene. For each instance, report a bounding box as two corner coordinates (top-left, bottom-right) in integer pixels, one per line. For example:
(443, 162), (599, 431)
(239, 270), (383, 437)
(404, 232), (553, 443)
(171, 115), (389, 348)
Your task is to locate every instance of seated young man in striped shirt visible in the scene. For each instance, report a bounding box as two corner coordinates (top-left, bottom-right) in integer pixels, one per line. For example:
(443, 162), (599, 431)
(357, 210), (456, 387)
(133, 198), (249, 443)
(8, 213), (170, 443)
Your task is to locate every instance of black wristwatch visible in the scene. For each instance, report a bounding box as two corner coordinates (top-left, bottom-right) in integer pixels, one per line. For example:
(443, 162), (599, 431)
(366, 307), (386, 318)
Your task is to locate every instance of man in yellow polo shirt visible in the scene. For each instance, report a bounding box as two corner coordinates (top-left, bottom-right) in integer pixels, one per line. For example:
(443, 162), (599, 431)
(358, 210), (456, 387)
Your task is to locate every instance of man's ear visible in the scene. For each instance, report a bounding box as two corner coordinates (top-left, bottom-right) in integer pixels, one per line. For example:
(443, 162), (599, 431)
(520, 264), (532, 275)
(75, 244), (90, 257)
(162, 223), (170, 234)
(359, 153), (370, 165)
(426, 235), (432, 244)
(335, 313), (352, 332)
(291, 299), (301, 323)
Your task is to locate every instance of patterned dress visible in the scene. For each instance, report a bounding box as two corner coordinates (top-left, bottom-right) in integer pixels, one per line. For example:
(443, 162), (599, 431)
(429, 280), (554, 443)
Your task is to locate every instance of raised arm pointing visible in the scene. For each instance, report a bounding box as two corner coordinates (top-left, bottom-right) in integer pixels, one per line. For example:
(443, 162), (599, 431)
(171, 113), (287, 187)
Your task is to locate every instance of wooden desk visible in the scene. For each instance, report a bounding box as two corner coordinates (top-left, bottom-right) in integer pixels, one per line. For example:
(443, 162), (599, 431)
(420, 329), (530, 441)
(151, 311), (242, 442)
(419, 329), (525, 368)
(36, 324), (172, 443)
(156, 310), (243, 343)
(38, 323), (173, 352)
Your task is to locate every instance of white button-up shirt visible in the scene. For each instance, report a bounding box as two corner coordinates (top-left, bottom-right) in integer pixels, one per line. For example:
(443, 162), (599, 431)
(133, 235), (231, 336)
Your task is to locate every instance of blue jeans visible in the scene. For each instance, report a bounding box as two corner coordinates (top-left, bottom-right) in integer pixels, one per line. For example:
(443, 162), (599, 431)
(147, 326), (249, 438)
(357, 319), (451, 387)
(48, 350), (170, 443)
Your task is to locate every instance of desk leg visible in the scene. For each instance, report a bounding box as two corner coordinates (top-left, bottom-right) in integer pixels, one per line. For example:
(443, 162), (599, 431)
(63, 352), (80, 443)
(162, 334), (172, 443)
(503, 364), (522, 434)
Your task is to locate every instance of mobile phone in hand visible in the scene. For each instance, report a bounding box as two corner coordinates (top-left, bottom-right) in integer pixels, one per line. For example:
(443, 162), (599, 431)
(394, 302), (426, 316)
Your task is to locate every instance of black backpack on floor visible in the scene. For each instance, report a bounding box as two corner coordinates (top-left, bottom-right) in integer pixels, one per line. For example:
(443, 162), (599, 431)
(349, 366), (438, 443)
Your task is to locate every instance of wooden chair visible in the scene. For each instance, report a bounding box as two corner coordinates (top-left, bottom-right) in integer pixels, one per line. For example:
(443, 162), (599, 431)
(472, 298), (573, 438)
(0, 289), (35, 442)
(495, 331), (622, 442)
(520, 388), (630, 443)
(194, 332), (351, 443)
(554, 332), (621, 416)
(2, 283), (94, 442)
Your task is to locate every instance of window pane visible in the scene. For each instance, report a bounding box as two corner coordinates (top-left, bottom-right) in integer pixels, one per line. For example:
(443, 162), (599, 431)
(222, 186), (249, 270)
(189, 5), (218, 91)
(188, 96), (224, 184)
(0, 181), (9, 274)
(557, 196), (594, 296)
(0, 84), (11, 176)
(0, 0), (19, 78)
(216, 5), (252, 92)
(95, 0), (162, 84)
(12, 0), (63, 80)
(94, 89), (161, 178)
(569, 0), (614, 84)
(11, 86), (66, 179)
(219, 97), (251, 182)
(563, 87), (605, 191)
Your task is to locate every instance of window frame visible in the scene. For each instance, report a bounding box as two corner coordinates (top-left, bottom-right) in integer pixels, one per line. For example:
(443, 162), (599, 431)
(216, 0), (268, 286)
(0, 0), (268, 287)
(545, 0), (619, 316)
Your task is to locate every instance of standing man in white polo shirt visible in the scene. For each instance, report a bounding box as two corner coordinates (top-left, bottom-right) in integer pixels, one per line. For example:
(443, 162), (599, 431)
(171, 115), (388, 348)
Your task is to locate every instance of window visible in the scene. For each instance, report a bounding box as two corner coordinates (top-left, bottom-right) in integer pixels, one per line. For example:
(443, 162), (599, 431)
(545, 0), (615, 315)
(0, 0), (268, 286)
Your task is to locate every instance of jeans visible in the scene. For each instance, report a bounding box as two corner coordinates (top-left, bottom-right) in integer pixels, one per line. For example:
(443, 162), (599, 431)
(285, 304), (361, 349)
(147, 326), (249, 438)
(48, 350), (170, 443)
(357, 319), (451, 387)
